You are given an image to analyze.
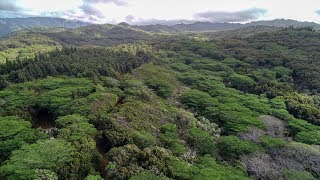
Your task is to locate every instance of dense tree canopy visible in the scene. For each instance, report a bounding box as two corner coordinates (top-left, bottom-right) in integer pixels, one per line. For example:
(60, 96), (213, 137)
(0, 28), (320, 179)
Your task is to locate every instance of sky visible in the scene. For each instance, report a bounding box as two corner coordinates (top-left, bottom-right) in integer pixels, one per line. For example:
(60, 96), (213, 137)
(0, 0), (320, 25)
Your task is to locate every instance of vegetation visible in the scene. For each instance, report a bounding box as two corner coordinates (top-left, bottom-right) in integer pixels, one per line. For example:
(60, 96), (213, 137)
(0, 26), (320, 179)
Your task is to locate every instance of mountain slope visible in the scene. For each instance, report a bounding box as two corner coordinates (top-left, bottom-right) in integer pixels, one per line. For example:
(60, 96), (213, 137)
(246, 18), (320, 28)
(43, 24), (154, 46)
(134, 22), (242, 33)
(0, 17), (90, 37)
(0, 24), (155, 62)
(133, 19), (320, 33)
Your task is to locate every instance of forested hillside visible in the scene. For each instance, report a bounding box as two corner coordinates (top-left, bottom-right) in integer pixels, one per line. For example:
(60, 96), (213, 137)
(0, 24), (155, 63)
(0, 26), (320, 180)
(0, 17), (90, 37)
(0, 18), (318, 63)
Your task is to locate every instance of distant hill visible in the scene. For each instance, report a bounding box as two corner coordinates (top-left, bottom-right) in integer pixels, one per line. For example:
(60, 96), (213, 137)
(245, 19), (320, 28)
(0, 17), (90, 37)
(41, 24), (154, 46)
(195, 26), (281, 40)
(133, 19), (320, 33)
(0, 23), (155, 62)
(0, 18), (319, 62)
(133, 22), (242, 33)
(1, 17), (319, 38)
(0, 24), (154, 63)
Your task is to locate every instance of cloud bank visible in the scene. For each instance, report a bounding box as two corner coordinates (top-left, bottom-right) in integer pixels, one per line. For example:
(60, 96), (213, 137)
(194, 8), (267, 23)
(84, 0), (127, 6)
(125, 15), (196, 26)
(0, 1), (20, 12)
(0, 0), (319, 24)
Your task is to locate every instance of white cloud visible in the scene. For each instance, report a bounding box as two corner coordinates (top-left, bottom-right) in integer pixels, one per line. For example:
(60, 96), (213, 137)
(0, 0), (319, 24)
(194, 8), (267, 23)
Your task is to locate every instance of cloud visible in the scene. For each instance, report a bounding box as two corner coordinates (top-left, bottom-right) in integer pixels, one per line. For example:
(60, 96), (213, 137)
(77, 0), (128, 22)
(83, 0), (127, 6)
(80, 4), (105, 18)
(194, 8), (267, 23)
(127, 8), (267, 25)
(316, 10), (320, 15)
(0, 1), (21, 12)
(125, 15), (196, 26)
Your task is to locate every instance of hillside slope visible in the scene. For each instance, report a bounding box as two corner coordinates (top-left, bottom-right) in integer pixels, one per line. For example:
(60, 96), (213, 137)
(0, 24), (155, 62)
(0, 17), (90, 37)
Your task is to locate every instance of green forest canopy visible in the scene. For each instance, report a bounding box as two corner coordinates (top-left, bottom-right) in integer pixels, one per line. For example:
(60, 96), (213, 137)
(0, 27), (320, 179)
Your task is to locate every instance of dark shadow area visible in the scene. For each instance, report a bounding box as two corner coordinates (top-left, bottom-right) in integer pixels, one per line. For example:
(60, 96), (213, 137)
(31, 108), (55, 129)
(95, 136), (111, 179)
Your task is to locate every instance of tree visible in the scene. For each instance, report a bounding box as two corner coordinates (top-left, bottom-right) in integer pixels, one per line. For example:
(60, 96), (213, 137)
(217, 136), (262, 160)
(0, 76), (8, 90)
(146, 78), (173, 98)
(0, 140), (75, 179)
(0, 116), (46, 163)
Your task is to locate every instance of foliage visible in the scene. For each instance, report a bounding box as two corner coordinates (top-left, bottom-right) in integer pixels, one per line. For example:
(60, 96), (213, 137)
(0, 44), (154, 84)
(1, 28), (320, 179)
(282, 169), (316, 180)
(217, 136), (262, 160)
(225, 73), (255, 92)
(146, 78), (174, 98)
(191, 155), (249, 180)
(0, 116), (47, 163)
(0, 140), (75, 179)
(129, 170), (168, 180)
(260, 136), (286, 148)
(132, 130), (156, 149)
(295, 131), (320, 145)
(159, 123), (186, 156)
(187, 127), (215, 155)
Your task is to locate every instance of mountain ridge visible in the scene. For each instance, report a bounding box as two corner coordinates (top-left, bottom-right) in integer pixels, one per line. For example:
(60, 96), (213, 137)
(1, 17), (319, 37)
(0, 17), (90, 37)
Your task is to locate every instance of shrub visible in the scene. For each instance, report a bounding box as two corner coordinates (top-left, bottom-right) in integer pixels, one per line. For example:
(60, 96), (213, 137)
(160, 123), (186, 156)
(260, 136), (285, 148)
(106, 144), (143, 179)
(295, 131), (320, 145)
(260, 115), (286, 138)
(145, 79), (173, 98)
(0, 140), (75, 180)
(287, 118), (320, 136)
(241, 153), (282, 179)
(225, 73), (255, 92)
(188, 127), (215, 155)
(192, 154), (248, 180)
(129, 170), (168, 180)
(217, 136), (262, 160)
(238, 127), (266, 143)
(132, 131), (156, 149)
(55, 114), (88, 128)
(270, 97), (287, 110)
(270, 109), (294, 121)
(85, 175), (104, 180)
(180, 89), (216, 112)
(167, 157), (193, 179)
(0, 116), (46, 163)
(271, 142), (320, 177)
(282, 169), (316, 180)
